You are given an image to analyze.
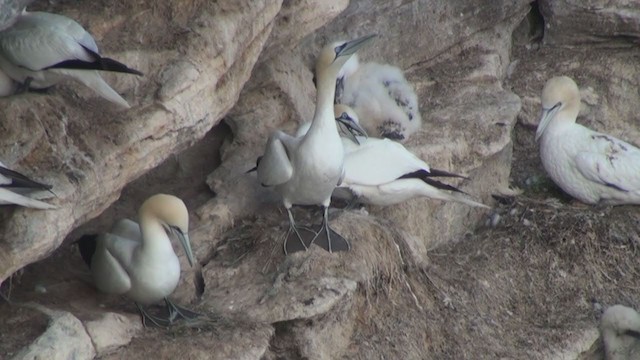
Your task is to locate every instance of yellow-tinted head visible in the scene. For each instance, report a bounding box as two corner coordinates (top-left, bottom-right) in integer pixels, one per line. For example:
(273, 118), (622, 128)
(139, 194), (194, 266)
(535, 76), (581, 141)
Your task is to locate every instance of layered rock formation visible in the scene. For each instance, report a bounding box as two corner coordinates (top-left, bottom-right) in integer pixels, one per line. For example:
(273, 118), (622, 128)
(2, 0), (640, 358)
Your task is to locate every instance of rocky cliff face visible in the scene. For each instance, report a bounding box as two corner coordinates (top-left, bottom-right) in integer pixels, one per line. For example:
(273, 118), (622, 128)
(1, 0), (640, 359)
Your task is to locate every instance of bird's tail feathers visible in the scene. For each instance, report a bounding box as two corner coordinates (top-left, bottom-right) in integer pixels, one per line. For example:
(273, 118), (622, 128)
(0, 188), (57, 209)
(68, 70), (131, 108)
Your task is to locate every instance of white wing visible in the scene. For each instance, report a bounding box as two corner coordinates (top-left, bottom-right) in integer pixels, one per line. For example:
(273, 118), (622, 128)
(110, 218), (141, 241)
(574, 132), (640, 192)
(25, 12), (99, 53)
(0, 23), (93, 71)
(257, 130), (299, 186)
(342, 137), (429, 186)
(0, 187), (56, 209)
(91, 232), (137, 294)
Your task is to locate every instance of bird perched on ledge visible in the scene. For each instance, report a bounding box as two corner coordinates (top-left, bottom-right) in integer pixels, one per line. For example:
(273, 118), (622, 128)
(297, 105), (488, 208)
(0, 10), (143, 108)
(536, 76), (640, 205)
(77, 194), (197, 327)
(257, 34), (375, 255)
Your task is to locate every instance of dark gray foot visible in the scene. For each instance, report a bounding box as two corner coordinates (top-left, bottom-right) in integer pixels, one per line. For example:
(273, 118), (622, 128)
(165, 297), (201, 322)
(136, 302), (171, 328)
(284, 226), (317, 255)
(312, 226), (351, 253)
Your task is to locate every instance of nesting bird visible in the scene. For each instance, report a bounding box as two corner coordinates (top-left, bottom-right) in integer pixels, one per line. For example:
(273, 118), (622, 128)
(600, 305), (640, 360)
(298, 105), (488, 208)
(77, 194), (197, 327)
(536, 76), (640, 205)
(0, 161), (56, 209)
(334, 53), (422, 142)
(0, 10), (142, 108)
(257, 34), (375, 255)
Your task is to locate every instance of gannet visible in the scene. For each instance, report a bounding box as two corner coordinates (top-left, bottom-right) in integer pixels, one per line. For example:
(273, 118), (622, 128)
(332, 54), (422, 142)
(536, 76), (640, 205)
(0, 161), (56, 209)
(257, 34), (375, 255)
(297, 105), (489, 208)
(77, 194), (197, 327)
(0, 10), (143, 108)
(600, 305), (640, 360)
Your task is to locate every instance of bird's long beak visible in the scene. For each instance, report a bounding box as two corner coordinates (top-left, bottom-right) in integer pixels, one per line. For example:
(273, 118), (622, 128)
(337, 34), (376, 58)
(336, 112), (368, 145)
(175, 229), (195, 267)
(535, 102), (561, 142)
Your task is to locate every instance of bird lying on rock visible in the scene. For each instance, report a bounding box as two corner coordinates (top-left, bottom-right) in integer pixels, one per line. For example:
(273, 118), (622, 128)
(536, 76), (640, 205)
(77, 194), (198, 327)
(600, 305), (640, 360)
(0, 160), (56, 209)
(333, 53), (422, 142)
(256, 34), (375, 255)
(0, 10), (143, 108)
(297, 105), (489, 208)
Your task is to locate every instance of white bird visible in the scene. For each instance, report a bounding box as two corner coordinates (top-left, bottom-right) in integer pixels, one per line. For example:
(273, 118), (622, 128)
(0, 161), (56, 209)
(257, 34), (375, 255)
(77, 194), (197, 327)
(0, 10), (143, 108)
(332, 53), (422, 142)
(536, 76), (640, 205)
(297, 105), (489, 208)
(600, 305), (640, 360)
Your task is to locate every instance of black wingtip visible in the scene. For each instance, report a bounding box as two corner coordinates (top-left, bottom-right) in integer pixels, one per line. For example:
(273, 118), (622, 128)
(45, 45), (144, 76)
(398, 169), (468, 194)
(76, 234), (98, 267)
(0, 165), (53, 191)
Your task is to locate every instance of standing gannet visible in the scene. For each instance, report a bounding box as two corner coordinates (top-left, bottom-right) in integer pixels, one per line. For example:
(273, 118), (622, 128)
(333, 54), (422, 142)
(0, 161), (56, 209)
(298, 105), (489, 208)
(600, 305), (640, 359)
(0, 10), (143, 108)
(536, 76), (640, 205)
(77, 194), (197, 327)
(257, 34), (375, 255)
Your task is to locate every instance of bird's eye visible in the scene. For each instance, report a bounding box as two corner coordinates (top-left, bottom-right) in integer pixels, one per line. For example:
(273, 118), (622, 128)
(341, 112), (349, 120)
(553, 101), (562, 110)
(334, 43), (347, 55)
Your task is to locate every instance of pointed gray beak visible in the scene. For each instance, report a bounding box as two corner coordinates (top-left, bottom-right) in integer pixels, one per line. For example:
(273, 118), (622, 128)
(535, 102), (561, 142)
(336, 34), (376, 58)
(336, 112), (368, 145)
(174, 228), (195, 267)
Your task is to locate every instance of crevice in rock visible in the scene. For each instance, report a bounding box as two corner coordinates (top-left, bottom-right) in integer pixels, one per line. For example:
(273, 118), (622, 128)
(268, 320), (304, 359)
(194, 267), (205, 298)
(67, 119), (232, 239)
(512, 1), (544, 47)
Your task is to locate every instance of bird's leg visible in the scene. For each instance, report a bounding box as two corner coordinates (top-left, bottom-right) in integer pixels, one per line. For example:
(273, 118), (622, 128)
(135, 302), (171, 328)
(164, 297), (200, 322)
(15, 77), (33, 94)
(283, 207), (316, 255)
(311, 206), (351, 253)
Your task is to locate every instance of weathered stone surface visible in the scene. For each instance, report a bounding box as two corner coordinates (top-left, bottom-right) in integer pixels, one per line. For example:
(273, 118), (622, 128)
(0, 0), (283, 283)
(11, 305), (95, 360)
(539, 0), (640, 46)
(83, 312), (142, 356)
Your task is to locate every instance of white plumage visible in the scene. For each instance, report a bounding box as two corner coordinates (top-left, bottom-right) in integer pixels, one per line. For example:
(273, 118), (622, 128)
(600, 305), (640, 360)
(0, 160), (56, 209)
(0, 10), (142, 108)
(257, 34), (375, 254)
(336, 54), (422, 142)
(298, 105), (488, 208)
(78, 194), (197, 327)
(536, 76), (640, 205)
